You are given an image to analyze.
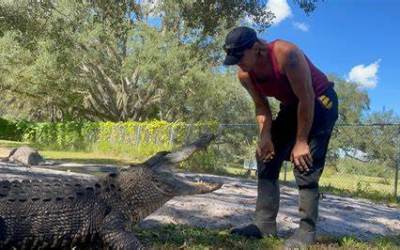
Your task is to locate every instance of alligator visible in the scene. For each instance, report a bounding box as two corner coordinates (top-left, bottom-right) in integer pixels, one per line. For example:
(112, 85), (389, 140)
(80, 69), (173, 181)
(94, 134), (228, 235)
(0, 134), (221, 249)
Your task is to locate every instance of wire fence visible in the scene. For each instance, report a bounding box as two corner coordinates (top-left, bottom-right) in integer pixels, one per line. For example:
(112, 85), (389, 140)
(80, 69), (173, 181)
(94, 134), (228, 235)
(23, 121), (398, 202)
(87, 122), (399, 202)
(209, 123), (400, 202)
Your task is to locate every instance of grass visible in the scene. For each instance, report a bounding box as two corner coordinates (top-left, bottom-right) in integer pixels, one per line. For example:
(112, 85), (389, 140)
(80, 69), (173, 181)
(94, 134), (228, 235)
(133, 224), (282, 250)
(133, 224), (400, 250)
(0, 139), (134, 165)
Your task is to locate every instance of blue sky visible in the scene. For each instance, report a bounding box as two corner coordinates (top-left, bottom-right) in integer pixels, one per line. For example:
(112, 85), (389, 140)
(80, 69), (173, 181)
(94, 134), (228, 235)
(256, 0), (400, 115)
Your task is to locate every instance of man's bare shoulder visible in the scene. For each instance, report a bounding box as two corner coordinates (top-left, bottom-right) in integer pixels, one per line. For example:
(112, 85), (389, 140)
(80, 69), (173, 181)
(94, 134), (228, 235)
(272, 39), (301, 67)
(273, 39), (298, 52)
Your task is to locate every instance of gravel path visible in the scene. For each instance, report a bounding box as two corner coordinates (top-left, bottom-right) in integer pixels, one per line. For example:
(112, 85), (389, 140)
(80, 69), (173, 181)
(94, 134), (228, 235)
(140, 174), (400, 241)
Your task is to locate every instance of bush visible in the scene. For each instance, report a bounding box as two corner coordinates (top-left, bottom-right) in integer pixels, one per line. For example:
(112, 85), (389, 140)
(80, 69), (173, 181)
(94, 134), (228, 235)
(0, 118), (221, 160)
(0, 118), (33, 141)
(180, 146), (228, 175)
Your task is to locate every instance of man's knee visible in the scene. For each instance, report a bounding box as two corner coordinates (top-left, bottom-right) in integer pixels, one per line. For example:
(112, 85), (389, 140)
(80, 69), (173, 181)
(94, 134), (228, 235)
(294, 166), (323, 189)
(257, 159), (281, 180)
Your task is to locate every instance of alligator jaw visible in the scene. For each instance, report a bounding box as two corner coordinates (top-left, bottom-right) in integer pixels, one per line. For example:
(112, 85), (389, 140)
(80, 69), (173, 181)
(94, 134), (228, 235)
(141, 134), (222, 196)
(174, 175), (222, 195)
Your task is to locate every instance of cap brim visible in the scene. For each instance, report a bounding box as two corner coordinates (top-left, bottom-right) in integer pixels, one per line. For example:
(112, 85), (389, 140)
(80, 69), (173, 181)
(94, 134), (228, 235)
(223, 54), (241, 66)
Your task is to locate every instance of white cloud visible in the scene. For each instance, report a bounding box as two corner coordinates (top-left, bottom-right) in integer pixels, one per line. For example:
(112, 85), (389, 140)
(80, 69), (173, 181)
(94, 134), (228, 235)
(347, 59), (381, 89)
(141, 0), (161, 17)
(292, 21), (309, 32)
(266, 0), (292, 25)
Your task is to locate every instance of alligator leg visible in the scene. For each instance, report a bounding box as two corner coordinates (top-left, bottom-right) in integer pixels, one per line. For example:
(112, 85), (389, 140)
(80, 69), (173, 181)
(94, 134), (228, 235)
(100, 211), (144, 250)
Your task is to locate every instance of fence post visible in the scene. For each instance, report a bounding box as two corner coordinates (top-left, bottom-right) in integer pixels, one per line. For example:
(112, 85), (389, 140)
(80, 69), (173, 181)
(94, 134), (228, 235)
(283, 162), (288, 182)
(395, 155), (399, 201)
(185, 124), (193, 144)
(135, 126), (141, 145)
(169, 127), (175, 145)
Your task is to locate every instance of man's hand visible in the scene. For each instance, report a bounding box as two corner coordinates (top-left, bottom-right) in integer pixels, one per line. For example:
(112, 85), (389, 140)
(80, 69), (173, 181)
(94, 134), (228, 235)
(257, 134), (275, 162)
(290, 141), (312, 172)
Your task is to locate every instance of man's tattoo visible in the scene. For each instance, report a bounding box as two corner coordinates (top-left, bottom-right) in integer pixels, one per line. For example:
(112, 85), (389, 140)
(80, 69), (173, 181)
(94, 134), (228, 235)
(288, 50), (299, 69)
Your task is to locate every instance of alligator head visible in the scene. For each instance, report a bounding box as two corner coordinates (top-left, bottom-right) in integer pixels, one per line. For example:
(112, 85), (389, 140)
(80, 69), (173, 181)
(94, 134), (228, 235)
(117, 134), (222, 221)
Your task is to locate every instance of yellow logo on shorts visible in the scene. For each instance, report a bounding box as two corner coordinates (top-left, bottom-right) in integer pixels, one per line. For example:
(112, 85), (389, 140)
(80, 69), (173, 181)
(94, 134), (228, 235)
(318, 95), (333, 109)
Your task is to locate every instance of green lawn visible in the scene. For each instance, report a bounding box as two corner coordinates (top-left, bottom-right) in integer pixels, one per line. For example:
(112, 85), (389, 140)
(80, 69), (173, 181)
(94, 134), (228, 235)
(133, 224), (400, 250)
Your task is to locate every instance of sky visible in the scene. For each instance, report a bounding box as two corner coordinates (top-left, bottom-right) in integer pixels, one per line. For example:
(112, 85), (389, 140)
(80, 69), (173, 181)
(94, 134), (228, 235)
(255, 0), (400, 115)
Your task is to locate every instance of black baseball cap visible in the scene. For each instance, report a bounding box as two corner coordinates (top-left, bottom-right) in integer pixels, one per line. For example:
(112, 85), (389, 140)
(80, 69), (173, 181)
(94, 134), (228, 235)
(223, 26), (258, 65)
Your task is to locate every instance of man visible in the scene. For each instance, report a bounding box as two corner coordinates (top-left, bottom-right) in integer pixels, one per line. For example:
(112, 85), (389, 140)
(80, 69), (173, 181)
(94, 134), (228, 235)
(223, 26), (338, 247)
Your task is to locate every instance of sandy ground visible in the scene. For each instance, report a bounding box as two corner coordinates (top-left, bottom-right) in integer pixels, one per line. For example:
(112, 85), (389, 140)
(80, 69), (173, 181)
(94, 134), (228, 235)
(140, 173), (400, 241)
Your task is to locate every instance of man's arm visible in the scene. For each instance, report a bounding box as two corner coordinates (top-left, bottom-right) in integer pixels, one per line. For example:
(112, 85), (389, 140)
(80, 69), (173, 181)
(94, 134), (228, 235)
(281, 44), (315, 171)
(238, 70), (275, 161)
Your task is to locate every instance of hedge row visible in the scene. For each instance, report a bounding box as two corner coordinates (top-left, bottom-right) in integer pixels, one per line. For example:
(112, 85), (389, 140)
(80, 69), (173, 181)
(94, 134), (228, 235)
(0, 118), (220, 159)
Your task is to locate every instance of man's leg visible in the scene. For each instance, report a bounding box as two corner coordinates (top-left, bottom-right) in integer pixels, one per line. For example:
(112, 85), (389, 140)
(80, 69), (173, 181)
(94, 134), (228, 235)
(284, 132), (332, 247)
(285, 87), (338, 248)
(231, 110), (295, 238)
(254, 176), (280, 237)
(230, 152), (288, 238)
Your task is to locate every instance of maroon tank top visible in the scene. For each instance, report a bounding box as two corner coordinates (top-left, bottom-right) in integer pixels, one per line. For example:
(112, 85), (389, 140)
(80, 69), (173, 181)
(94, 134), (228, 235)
(248, 40), (333, 106)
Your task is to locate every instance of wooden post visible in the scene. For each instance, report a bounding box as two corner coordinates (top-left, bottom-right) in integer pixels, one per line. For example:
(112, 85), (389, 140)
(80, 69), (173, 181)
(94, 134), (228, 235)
(395, 156), (399, 201)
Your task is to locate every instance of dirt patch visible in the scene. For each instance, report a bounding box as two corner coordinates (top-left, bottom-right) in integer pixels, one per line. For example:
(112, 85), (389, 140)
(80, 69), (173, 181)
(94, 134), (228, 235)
(140, 174), (400, 241)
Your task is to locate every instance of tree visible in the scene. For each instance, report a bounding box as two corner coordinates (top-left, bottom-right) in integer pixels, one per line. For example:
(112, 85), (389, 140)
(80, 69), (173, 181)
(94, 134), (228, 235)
(363, 110), (400, 165)
(0, 0), (321, 122)
(326, 75), (370, 162)
(328, 75), (370, 124)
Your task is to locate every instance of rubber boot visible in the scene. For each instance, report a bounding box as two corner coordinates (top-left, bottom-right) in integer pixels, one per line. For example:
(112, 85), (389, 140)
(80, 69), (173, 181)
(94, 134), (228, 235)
(231, 179), (279, 238)
(284, 187), (319, 249)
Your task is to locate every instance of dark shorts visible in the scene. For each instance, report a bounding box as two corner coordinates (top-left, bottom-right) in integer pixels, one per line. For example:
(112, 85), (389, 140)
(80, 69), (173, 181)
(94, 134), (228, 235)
(257, 86), (339, 189)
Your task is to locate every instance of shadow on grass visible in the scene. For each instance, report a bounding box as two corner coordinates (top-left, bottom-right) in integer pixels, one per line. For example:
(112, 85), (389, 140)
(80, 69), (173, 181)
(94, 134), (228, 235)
(133, 224), (281, 250)
(316, 235), (400, 249)
(133, 224), (400, 249)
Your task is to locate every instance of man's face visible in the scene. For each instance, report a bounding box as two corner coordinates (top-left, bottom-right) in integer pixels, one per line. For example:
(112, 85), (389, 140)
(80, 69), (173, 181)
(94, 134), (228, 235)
(237, 46), (258, 72)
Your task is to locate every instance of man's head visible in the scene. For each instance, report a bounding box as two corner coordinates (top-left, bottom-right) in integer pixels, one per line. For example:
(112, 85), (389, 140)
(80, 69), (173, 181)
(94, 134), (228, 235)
(223, 26), (264, 71)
